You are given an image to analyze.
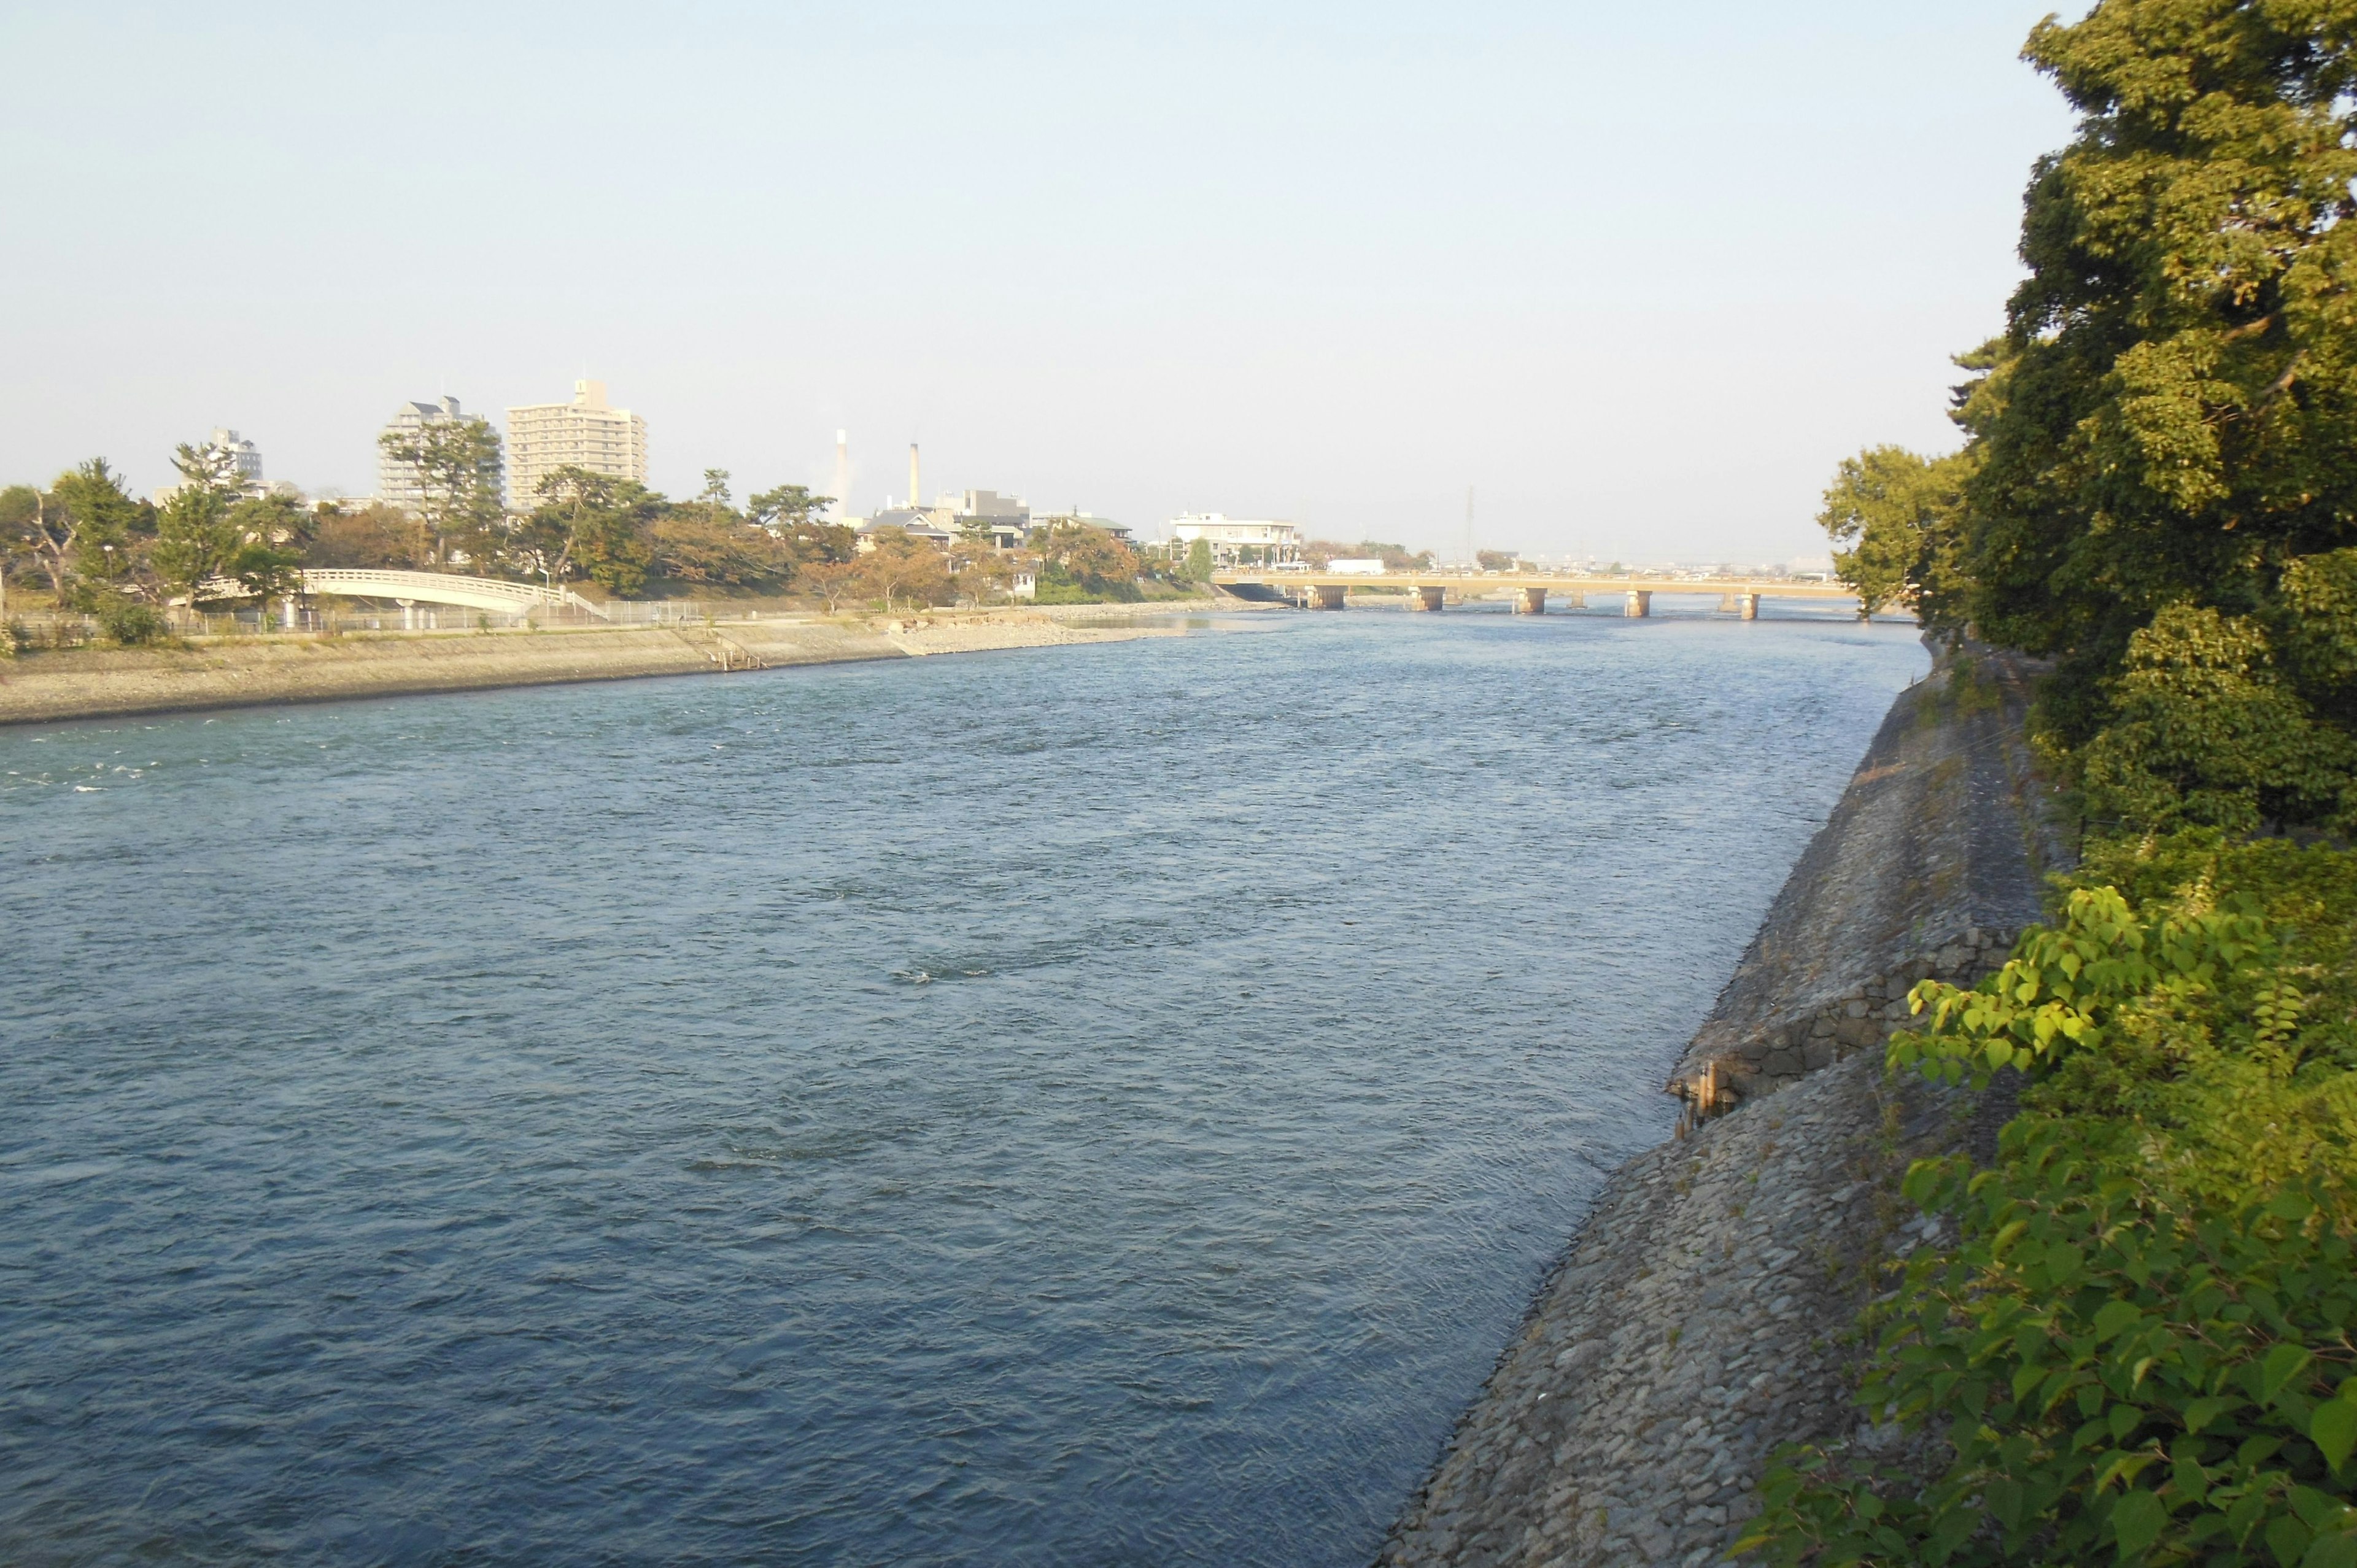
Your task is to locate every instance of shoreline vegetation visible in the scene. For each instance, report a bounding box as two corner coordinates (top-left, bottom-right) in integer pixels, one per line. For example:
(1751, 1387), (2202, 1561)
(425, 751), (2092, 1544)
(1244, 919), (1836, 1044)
(0, 600), (1236, 728)
(1391, 4), (2357, 1564)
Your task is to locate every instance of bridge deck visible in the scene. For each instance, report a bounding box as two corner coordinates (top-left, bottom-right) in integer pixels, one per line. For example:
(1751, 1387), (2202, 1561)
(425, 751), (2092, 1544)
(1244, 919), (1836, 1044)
(1213, 571), (1855, 600)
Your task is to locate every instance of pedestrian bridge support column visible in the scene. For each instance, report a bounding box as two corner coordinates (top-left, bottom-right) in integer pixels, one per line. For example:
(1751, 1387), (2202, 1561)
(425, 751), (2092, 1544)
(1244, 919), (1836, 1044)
(1408, 585), (1446, 612)
(1735, 592), (1760, 620)
(1512, 587), (1547, 615)
(1306, 584), (1347, 611)
(1624, 590), (1652, 618)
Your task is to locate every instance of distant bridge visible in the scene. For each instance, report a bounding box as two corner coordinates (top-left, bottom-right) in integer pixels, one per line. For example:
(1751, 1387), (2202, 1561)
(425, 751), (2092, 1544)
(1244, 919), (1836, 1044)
(1212, 570), (1865, 617)
(195, 569), (609, 621)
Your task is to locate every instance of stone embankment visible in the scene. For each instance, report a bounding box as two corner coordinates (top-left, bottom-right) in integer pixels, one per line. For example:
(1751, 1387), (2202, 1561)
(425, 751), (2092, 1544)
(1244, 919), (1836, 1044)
(0, 606), (1212, 726)
(1378, 644), (2063, 1568)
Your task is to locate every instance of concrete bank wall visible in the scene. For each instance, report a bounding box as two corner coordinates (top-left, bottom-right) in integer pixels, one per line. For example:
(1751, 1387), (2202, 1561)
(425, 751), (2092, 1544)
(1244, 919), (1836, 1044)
(0, 611), (1186, 727)
(1377, 645), (2064, 1568)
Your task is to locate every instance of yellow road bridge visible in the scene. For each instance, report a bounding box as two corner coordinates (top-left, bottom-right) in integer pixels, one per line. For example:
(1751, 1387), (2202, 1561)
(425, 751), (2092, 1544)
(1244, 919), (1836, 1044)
(1210, 570), (1862, 617)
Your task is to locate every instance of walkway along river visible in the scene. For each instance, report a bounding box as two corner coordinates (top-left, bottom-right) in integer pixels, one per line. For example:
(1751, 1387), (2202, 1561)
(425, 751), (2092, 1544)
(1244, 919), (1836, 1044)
(0, 609), (1924, 1566)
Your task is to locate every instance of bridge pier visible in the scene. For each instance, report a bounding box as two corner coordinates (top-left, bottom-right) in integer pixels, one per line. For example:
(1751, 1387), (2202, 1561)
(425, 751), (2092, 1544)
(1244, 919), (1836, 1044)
(1734, 592), (1760, 620)
(1512, 587), (1546, 615)
(1306, 584), (1347, 611)
(1408, 585), (1446, 612)
(395, 597), (416, 630)
(1624, 590), (1652, 618)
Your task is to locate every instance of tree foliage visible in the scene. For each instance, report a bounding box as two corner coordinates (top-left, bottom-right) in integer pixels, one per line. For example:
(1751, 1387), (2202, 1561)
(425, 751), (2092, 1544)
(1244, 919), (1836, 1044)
(377, 414), (504, 566)
(1819, 444), (1975, 628)
(1749, 6), (2357, 1559)
(1747, 836), (2357, 1566)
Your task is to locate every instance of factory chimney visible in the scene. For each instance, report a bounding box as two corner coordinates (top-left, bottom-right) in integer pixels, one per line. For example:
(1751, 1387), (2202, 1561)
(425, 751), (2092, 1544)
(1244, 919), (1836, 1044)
(908, 443), (921, 516)
(832, 430), (851, 520)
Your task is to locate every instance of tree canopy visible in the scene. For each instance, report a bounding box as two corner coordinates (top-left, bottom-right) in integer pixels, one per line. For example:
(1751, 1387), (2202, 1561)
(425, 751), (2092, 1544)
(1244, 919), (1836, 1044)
(1817, 0), (2357, 835)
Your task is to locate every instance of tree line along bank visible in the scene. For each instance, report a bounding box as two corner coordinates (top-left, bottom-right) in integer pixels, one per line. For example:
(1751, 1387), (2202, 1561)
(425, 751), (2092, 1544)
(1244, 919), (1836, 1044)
(1739, 5), (2357, 1564)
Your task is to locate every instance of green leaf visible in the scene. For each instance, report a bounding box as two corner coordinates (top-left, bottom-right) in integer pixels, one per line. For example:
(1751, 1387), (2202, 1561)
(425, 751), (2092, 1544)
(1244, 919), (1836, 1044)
(2113, 1488), (2166, 1558)
(2262, 1344), (2315, 1404)
(2096, 1299), (2142, 1342)
(2314, 1400), (2357, 1472)
(2303, 1532), (2357, 1568)
(2273, 1514), (2315, 1568)
(2185, 1394), (2242, 1434)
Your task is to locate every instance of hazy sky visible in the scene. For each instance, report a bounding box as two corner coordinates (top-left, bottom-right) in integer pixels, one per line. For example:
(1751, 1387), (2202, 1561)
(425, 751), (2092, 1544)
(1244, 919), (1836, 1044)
(1, 2), (2076, 560)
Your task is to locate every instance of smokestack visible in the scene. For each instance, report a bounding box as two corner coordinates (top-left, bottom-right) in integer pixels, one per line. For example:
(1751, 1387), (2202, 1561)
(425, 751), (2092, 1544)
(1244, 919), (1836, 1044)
(832, 430), (850, 521)
(908, 443), (921, 515)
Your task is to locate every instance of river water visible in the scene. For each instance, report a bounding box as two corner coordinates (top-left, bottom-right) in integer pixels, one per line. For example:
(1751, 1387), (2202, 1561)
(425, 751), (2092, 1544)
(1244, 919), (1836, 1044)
(1, 608), (1925, 1566)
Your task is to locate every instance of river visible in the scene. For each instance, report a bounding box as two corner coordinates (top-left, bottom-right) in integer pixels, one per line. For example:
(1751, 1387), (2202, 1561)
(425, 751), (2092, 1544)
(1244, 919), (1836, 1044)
(0, 608), (1925, 1566)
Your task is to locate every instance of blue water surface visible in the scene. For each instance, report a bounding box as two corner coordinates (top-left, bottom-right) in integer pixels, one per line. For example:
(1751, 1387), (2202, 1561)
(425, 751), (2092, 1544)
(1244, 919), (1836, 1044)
(0, 609), (1925, 1566)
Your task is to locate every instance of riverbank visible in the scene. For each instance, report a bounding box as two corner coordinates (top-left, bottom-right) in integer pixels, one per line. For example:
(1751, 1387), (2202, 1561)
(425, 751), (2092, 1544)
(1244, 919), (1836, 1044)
(0, 601), (1233, 726)
(1378, 643), (2063, 1567)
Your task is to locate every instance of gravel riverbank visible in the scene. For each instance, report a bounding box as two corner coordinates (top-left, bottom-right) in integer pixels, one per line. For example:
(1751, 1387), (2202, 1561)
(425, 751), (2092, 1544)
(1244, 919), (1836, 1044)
(0, 606), (1219, 727)
(1378, 645), (2063, 1568)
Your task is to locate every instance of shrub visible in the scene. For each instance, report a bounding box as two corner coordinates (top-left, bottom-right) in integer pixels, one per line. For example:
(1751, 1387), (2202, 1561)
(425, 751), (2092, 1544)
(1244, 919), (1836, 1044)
(1742, 836), (2357, 1565)
(96, 600), (169, 646)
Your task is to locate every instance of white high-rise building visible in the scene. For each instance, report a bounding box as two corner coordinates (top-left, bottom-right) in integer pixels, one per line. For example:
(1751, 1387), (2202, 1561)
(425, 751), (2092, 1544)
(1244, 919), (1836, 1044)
(505, 379), (648, 511)
(378, 396), (500, 514)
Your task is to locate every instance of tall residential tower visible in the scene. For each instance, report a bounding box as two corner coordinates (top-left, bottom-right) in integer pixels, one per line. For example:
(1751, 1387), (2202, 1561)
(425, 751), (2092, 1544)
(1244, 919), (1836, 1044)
(505, 379), (648, 511)
(379, 396), (500, 513)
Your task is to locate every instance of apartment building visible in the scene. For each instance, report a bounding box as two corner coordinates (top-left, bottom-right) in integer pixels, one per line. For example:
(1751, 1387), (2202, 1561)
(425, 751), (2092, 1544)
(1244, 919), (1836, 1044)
(505, 379), (648, 511)
(378, 396), (501, 513)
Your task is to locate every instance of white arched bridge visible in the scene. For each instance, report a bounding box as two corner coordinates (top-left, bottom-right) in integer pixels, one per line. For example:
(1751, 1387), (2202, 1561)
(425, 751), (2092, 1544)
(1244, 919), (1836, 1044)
(195, 569), (610, 621)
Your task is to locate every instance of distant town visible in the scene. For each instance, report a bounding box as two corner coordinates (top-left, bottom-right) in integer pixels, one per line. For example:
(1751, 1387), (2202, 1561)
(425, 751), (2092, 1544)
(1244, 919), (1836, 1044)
(3, 377), (1832, 639)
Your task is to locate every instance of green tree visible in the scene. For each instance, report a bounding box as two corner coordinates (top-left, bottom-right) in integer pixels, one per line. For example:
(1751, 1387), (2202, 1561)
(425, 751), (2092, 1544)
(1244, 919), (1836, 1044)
(1031, 520), (1140, 601)
(1950, 0), (2357, 830)
(377, 415), (505, 568)
(1817, 444), (1972, 628)
(1184, 537), (1213, 581)
(154, 439), (260, 600)
(48, 460), (147, 600)
(153, 488), (240, 599)
(523, 466), (657, 596)
(746, 482), (832, 534)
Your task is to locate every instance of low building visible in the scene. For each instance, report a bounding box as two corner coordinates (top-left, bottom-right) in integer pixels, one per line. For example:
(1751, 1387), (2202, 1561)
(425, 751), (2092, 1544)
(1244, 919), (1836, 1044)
(856, 509), (954, 551)
(1167, 512), (1299, 566)
(954, 489), (1030, 550)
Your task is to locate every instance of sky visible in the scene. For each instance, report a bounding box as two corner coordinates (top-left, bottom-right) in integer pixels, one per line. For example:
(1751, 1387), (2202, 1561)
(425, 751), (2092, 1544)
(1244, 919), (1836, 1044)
(0, 1), (2079, 562)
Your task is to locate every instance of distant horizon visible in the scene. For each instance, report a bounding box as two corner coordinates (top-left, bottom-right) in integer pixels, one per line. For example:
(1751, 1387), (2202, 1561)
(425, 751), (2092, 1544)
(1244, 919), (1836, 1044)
(1, 2), (2078, 563)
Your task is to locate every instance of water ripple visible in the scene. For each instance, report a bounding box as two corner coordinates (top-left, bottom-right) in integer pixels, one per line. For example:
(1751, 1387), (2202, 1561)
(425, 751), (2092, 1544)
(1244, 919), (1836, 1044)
(0, 611), (1923, 1566)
